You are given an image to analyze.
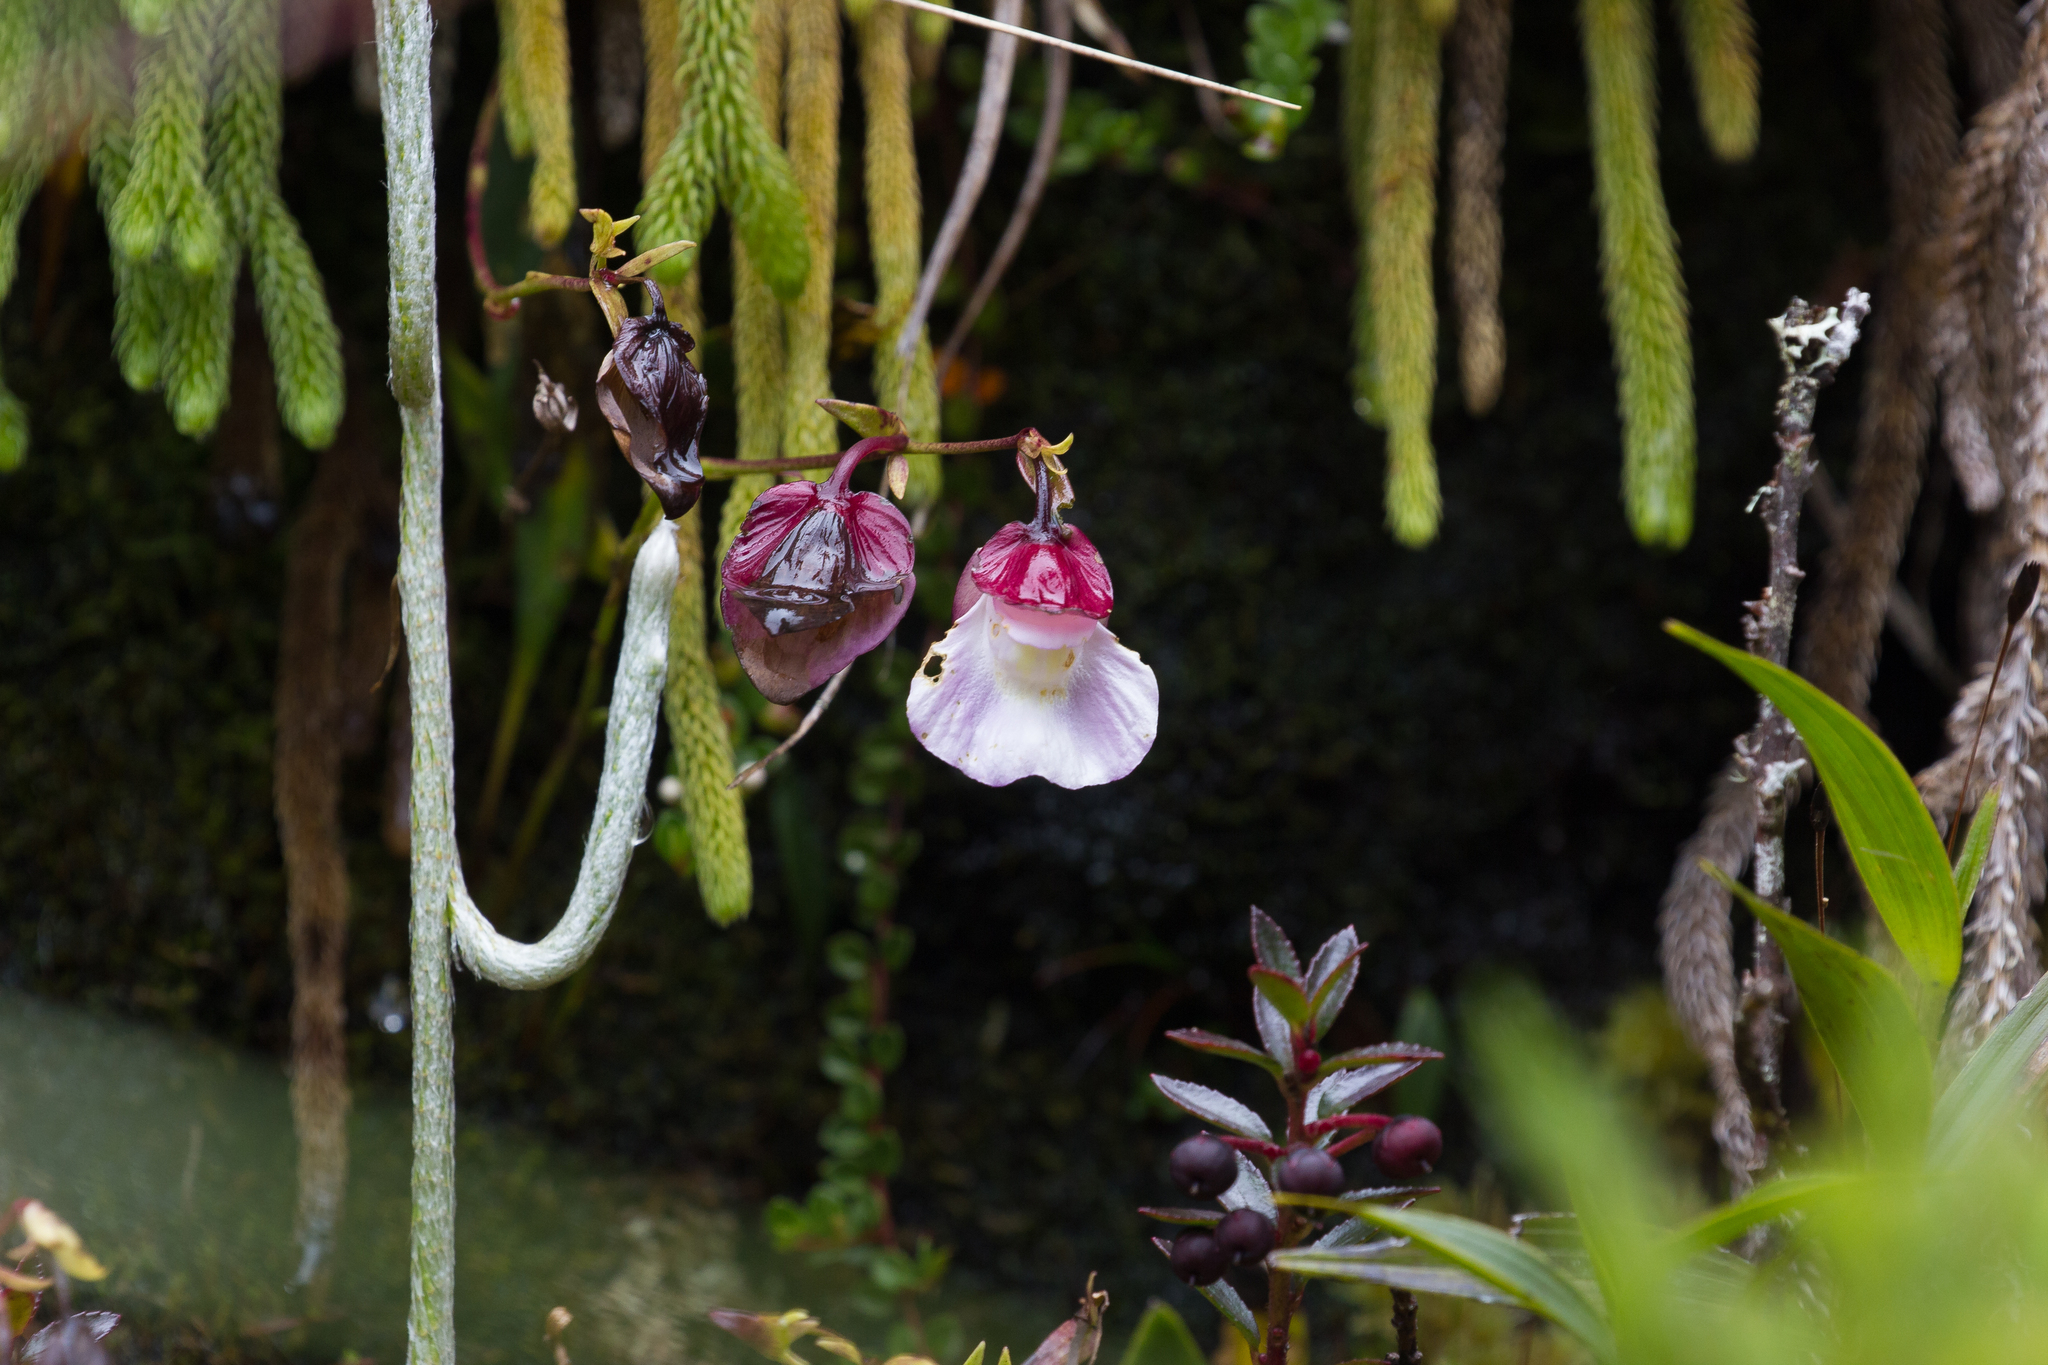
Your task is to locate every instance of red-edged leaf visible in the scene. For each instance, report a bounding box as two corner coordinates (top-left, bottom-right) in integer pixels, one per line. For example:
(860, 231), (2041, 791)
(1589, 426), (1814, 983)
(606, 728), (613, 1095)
(1314, 1043), (1444, 1079)
(1249, 907), (1302, 979)
(1305, 944), (1367, 1035)
(1165, 1028), (1285, 1075)
(1139, 1207), (1224, 1226)
(1249, 966), (1312, 1025)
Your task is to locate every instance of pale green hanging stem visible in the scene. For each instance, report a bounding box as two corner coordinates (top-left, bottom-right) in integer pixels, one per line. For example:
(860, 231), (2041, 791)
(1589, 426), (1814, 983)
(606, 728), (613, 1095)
(375, 11), (686, 1363)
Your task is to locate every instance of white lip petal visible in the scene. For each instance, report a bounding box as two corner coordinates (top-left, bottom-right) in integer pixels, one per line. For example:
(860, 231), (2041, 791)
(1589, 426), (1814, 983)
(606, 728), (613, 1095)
(906, 596), (1159, 789)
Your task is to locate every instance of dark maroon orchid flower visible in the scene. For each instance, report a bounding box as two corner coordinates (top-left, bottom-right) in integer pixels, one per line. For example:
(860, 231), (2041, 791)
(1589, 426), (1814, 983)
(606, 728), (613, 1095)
(595, 281), (707, 518)
(719, 436), (916, 703)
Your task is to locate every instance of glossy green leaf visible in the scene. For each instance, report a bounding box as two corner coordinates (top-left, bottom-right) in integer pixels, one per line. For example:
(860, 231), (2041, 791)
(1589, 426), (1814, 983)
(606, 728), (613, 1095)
(1952, 784), (2001, 911)
(1249, 966), (1312, 1025)
(1668, 621), (1961, 985)
(1114, 1302), (1207, 1365)
(1163, 1028), (1284, 1075)
(1279, 1196), (1616, 1364)
(1662, 1173), (1867, 1257)
(1707, 866), (1932, 1162)
(1930, 973), (2048, 1168)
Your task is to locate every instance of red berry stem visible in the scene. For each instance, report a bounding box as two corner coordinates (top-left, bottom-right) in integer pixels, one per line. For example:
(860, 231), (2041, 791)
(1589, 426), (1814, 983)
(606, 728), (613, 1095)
(1304, 1114), (1390, 1136)
(1217, 1135), (1286, 1160)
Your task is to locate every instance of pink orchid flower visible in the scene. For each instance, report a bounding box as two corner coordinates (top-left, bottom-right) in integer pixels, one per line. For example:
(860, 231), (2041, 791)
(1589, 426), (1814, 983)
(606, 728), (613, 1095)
(908, 467), (1158, 789)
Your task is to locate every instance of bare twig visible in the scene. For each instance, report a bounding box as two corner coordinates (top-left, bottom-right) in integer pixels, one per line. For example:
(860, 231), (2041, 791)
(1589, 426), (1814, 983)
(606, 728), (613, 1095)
(895, 0), (1027, 381)
(878, 0), (1302, 110)
(1659, 291), (1869, 1195)
(1384, 1289), (1421, 1365)
(939, 0), (1077, 377)
(727, 665), (852, 789)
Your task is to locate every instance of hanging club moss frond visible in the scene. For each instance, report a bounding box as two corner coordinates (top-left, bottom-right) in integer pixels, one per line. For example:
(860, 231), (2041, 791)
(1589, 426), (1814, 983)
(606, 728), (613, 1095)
(0, 162), (36, 471)
(111, 0), (226, 276)
(722, 0), (791, 560)
(640, 0), (811, 301)
(1344, 0), (1379, 425)
(1581, 0), (1695, 548)
(213, 0), (344, 446)
(161, 250), (238, 436)
(1368, 0), (1444, 547)
(783, 0), (842, 464)
(1673, 0), (1758, 163)
(668, 507), (754, 925)
(496, 0), (578, 244)
(855, 0), (940, 502)
(639, 0), (682, 181)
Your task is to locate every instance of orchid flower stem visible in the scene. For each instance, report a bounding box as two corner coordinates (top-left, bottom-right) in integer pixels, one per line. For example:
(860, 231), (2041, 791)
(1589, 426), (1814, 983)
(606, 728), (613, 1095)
(700, 430), (1033, 479)
(822, 434), (911, 496)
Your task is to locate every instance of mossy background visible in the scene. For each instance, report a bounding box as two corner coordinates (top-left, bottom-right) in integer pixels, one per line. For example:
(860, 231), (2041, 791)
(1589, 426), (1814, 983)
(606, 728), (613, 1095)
(0, 0), (1958, 1314)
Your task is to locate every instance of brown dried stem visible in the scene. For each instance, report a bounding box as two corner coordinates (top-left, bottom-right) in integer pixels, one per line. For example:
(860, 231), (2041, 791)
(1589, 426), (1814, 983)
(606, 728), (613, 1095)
(938, 0), (1076, 379)
(276, 381), (374, 1289)
(1659, 291), (1869, 1194)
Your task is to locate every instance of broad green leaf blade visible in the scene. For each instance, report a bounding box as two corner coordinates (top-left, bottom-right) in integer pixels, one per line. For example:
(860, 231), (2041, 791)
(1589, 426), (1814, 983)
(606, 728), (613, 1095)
(1164, 1028), (1284, 1076)
(1662, 1173), (1867, 1258)
(1930, 974), (2048, 1168)
(1114, 1302), (1207, 1365)
(1279, 1197), (1617, 1363)
(1271, 1246), (1515, 1303)
(1668, 621), (1961, 985)
(1952, 784), (2001, 910)
(1249, 967), (1312, 1025)
(1707, 865), (1933, 1162)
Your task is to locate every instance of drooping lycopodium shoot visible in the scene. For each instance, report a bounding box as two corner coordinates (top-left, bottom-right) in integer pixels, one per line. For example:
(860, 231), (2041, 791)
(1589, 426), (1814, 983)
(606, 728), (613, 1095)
(909, 453), (1158, 789)
(720, 435), (917, 703)
(595, 280), (707, 517)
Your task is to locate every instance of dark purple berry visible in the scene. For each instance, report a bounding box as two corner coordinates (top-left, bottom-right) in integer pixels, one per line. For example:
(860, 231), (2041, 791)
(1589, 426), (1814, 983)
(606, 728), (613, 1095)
(1169, 1228), (1231, 1286)
(1169, 1134), (1240, 1198)
(1372, 1116), (1443, 1179)
(1271, 1144), (1346, 1197)
(1214, 1208), (1276, 1266)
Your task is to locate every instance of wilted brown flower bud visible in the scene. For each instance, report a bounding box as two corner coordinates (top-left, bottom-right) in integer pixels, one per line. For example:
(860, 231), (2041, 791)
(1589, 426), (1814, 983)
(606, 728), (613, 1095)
(596, 282), (707, 518)
(532, 365), (578, 434)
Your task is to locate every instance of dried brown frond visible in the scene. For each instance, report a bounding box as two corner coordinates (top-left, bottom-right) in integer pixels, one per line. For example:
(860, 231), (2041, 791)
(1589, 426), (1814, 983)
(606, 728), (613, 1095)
(1657, 766), (1764, 1187)
(1799, 0), (1958, 712)
(1446, 0), (1509, 414)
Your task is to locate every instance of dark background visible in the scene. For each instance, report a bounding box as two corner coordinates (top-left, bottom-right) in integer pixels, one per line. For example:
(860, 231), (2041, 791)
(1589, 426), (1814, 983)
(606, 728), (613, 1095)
(0, 0), (1960, 1303)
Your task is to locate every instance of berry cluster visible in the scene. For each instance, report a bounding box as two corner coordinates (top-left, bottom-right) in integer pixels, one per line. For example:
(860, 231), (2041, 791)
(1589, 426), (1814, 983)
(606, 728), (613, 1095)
(1139, 910), (1444, 1310)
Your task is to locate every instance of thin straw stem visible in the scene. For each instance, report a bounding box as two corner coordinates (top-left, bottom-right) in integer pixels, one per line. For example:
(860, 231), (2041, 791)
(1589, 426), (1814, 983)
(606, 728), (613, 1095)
(879, 0), (1301, 109)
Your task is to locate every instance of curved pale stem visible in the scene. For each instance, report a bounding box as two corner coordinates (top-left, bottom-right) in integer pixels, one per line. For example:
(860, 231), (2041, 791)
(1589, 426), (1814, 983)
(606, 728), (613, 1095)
(374, 4), (674, 1363)
(449, 527), (677, 988)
